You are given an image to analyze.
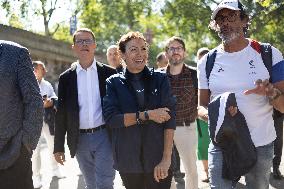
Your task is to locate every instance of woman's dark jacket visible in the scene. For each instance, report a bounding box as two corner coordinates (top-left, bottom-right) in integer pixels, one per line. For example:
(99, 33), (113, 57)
(103, 66), (176, 173)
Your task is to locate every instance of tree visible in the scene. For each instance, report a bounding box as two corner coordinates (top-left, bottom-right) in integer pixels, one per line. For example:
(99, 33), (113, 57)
(8, 13), (24, 29)
(80, 0), (151, 49)
(0, 0), (72, 37)
(161, 0), (218, 59)
(248, 0), (284, 52)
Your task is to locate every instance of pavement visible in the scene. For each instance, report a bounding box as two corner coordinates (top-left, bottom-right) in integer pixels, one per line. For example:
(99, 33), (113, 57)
(36, 132), (284, 189)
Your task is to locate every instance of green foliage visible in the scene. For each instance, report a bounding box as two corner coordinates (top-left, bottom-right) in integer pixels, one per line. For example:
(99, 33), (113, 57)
(52, 24), (73, 43)
(8, 13), (24, 29)
(1, 0), (284, 61)
(248, 0), (284, 52)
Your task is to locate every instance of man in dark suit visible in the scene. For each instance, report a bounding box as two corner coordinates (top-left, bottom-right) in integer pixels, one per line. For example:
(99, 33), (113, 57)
(0, 40), (43, 189)
(54, 28), (116, 189)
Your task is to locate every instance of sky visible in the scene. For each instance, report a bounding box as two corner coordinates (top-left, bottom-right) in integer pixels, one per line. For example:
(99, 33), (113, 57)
(0, 0), (75, 33)
(0, 0), (166, 34)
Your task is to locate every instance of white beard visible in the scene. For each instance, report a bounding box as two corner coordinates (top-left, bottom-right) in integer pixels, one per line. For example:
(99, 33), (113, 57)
(219, 31), (242, 44)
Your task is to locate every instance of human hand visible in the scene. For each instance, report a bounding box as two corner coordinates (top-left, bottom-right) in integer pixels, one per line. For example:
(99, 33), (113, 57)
(148, 108), (171, 124)
(227, 106), (238, 117)
(154, 158), (171, 182)
(54, 152), (66, 165)
(244, 79), (275, 97)
(197, 106), (209, 122)
(43, 98), (53, 108)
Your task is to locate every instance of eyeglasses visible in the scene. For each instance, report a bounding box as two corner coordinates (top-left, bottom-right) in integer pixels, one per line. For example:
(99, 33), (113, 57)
(75, 39), (94, 45)
(168, 46), (184, 53)
(215, 12), (239, 23)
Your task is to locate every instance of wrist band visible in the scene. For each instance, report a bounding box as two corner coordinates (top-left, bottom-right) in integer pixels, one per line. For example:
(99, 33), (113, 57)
(136, 111), (142, 125)
(269, 88), (283, 102)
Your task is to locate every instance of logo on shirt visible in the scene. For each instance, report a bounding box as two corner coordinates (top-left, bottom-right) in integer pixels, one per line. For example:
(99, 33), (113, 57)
(248, 60), (257, 75)
(249, 60), (255, 68)
(217, 66), (224, 72)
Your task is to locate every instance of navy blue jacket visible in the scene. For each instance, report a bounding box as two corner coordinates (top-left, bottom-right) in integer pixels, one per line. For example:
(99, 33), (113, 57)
(103, 67), (176, 173)
(208, 92), (256, 182)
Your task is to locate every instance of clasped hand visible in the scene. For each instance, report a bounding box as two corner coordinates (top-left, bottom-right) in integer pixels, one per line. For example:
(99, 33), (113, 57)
(148, 108), (171, 123)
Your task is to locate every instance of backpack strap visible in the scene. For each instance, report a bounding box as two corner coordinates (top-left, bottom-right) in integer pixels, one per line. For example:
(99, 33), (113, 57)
(205, 48), (218, 83)
(250, 39), (272, 80)
(205, 40), (272, 83)
(260, 43), (272, 80)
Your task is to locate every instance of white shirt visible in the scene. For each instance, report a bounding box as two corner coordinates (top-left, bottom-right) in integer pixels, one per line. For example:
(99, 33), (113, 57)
(76, 60), (105, 129)
(38, 78), (57, 99)
(197, 40), (283, 147)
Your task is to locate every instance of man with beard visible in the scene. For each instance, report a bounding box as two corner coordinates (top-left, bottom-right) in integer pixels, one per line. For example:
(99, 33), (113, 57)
(197, 0), (284, 188)
(165, 36), (199, 189)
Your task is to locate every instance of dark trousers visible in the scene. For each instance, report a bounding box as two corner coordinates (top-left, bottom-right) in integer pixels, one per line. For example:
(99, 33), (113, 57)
(273, 115), (284, 169)
(0, 146), (33, 189)
(120, 172), (173, 189)
(172, 144), (181, 173)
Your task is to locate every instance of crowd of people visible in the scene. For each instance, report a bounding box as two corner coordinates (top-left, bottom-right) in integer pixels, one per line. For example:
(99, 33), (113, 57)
(0, 0), (284, 189)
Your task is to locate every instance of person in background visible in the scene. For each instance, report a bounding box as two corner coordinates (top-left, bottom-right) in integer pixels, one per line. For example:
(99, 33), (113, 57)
(106, 44), (124, 73)
(0, 40), (43, 189)
(156, 52), (169, 69)
(155, 51), (185, 185)
(54, 28), (116, 189)
(103, 31), (176, 189)
(272, 109), (284, 179)
(197, 0), (284, 188)
(32, 61), (63, 188)
(165, 36), (199, 189)
(195, 47), (210, 183)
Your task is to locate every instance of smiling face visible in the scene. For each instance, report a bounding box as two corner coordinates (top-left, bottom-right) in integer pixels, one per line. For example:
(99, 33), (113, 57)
(72, 31), (96, 61)
(121, 38), (148, 73)
(215, 8), (247, 43)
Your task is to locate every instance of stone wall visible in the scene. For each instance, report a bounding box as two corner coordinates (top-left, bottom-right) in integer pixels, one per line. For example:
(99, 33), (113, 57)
(0, 24), (106, 88)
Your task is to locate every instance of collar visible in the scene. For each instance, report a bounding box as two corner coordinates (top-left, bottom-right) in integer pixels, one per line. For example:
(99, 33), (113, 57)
(38, 78), (46, 85)
(76, 59), (97, 74)
(124, 66), (154, 81)
(166, 63), (186, 76)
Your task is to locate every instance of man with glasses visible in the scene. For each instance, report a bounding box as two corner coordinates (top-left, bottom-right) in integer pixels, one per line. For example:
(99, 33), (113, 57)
(197, 0), (284, 188)
(54, 28), (116, 189)
(165, 36), (199, 189)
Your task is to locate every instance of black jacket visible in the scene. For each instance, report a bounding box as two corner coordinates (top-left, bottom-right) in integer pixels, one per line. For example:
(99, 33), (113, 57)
(54, 61), (116, 157)
(208, 92), (257, 182)
(103, 67), (176, 173)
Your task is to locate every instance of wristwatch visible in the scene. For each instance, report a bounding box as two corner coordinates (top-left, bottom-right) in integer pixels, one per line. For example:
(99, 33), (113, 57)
(136, 111), (142, 125)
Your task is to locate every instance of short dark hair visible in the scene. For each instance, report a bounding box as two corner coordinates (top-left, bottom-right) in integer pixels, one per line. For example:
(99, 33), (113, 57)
(165, 36), (186, 52)
(117, 31), (147, 53)
(73, 28), (96, 44)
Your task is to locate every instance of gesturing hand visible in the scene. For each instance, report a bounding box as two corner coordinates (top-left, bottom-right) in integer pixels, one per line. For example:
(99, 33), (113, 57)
(244, 79), (275, 96)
